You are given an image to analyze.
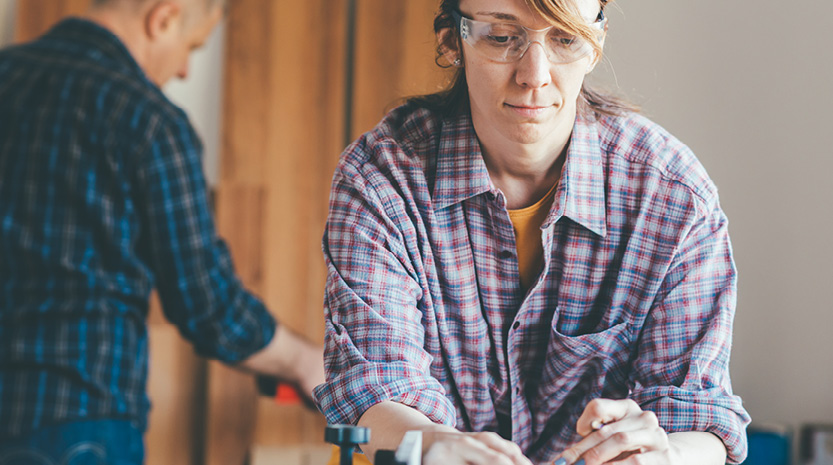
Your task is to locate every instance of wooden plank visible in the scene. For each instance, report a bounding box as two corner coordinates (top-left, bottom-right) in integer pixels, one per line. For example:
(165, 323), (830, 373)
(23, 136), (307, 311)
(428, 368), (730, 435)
(213, 0), (348, 459)
(205, 185), (265, 465)
(351, 0), (451, 139)
(250, 444), (333, 465)
(251, 445), (304, 465)
(14, 0), (91, 43)
(146, 323), (205, 465)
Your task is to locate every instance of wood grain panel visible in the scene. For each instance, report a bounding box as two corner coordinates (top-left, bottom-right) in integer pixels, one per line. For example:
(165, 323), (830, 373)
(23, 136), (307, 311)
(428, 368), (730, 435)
(145, 316), (206, 465)
(214, 0), (348, 460)
(205, 185), (265, 465)
(352, 0), (451, 139)
(14, 0), (91, 42)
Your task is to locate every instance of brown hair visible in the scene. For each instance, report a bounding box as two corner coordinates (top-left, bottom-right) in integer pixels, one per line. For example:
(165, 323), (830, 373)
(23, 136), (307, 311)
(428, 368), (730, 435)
(408, 0), (639, 118)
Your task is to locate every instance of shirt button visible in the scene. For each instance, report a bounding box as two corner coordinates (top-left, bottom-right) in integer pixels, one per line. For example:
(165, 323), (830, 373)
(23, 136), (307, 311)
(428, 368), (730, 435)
(512, 321), (520, 330)
(498, 250), (513, 260)
(515, 387), (521, 395)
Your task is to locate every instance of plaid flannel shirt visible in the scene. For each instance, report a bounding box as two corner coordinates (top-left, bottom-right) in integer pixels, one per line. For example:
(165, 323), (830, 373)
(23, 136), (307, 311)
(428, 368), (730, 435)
(314, 103), (750, 463)
(0, 19), (275, 438)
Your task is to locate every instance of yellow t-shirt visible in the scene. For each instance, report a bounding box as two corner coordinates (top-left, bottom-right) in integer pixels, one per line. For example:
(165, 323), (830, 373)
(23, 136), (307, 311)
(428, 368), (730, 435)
(508, 182), (558, 290)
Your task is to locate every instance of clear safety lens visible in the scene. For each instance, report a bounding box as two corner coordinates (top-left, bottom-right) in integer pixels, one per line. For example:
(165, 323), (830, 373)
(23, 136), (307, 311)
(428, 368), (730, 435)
(453, 10), (606, 64)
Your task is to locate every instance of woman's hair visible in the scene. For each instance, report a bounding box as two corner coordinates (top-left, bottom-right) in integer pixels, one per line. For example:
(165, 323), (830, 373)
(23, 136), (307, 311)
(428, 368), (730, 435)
(408, 0), (639, 118)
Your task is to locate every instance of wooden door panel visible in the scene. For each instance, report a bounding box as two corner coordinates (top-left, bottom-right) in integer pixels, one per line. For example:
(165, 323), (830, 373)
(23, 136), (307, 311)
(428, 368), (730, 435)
(215, 0), (348, 459)
(14, 0), (90, 42)
(352, 0), (451, 139)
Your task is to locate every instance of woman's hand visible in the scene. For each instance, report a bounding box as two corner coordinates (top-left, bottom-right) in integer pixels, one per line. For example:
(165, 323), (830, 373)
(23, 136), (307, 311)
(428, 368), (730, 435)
(422, 431), (533, 465)
(357, 401), (533, 465)
(553, 398), (675, 465)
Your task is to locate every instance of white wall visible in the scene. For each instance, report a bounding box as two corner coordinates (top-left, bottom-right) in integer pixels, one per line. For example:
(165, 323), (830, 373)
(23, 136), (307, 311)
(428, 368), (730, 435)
(0, 0), (16, 46)
(0, 0), (224, 186)
(164, 22), (225, 186)
(592, 0), (833, 432)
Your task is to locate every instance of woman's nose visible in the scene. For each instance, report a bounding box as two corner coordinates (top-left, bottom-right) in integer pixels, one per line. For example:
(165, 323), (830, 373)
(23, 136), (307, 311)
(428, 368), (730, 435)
(514, 41), (552, 89)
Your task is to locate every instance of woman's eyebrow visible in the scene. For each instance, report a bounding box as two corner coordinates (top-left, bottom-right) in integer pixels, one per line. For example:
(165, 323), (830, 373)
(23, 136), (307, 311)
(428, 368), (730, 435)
(475, 11), (520, 21)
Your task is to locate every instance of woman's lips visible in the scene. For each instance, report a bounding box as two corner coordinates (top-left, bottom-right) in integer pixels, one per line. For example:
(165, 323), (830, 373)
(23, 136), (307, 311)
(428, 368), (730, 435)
(505, 103), (551, 118)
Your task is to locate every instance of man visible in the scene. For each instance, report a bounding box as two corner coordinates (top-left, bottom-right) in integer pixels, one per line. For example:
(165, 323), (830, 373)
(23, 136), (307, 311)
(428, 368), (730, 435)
(0, 0), (324, 462)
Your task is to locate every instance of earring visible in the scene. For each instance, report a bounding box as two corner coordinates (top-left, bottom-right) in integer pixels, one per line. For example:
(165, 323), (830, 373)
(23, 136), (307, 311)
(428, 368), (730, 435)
(453, 58), (462, 67)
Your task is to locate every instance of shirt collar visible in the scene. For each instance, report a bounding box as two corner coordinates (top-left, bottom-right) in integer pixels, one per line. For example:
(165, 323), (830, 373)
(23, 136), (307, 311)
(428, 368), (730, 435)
(44, 18), (149, 84)
(433, 112), (607, 237)
(549, 114), (607, 237)
(433, 112), (494, 209)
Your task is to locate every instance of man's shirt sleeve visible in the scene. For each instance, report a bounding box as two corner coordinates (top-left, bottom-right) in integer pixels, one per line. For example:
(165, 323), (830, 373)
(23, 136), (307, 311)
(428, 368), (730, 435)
(136, 114), (276, 363)
(313, 151), (457, 428)
(629, 194), (750, 464)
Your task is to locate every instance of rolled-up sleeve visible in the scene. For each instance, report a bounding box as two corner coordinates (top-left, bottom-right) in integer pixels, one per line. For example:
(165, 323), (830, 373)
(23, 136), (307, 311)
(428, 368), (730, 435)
(313, 148), (456, 428)
(136, 114), (276, 363)
(630, 196), (750, 463)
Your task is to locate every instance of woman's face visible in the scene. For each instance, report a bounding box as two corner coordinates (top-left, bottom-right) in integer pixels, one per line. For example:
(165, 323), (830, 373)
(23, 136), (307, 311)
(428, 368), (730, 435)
(455, 0), (601, 152)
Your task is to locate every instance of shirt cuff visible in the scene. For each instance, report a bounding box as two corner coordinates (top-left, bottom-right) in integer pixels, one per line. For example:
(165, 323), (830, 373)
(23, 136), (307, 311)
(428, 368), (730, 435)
(313, 361), (456, 428)
(189, 291), (278, 364)
(632, 387), (751, 464)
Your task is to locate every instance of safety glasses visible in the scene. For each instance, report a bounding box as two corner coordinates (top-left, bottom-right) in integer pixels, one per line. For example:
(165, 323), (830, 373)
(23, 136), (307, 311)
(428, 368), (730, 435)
(451, 9), (607, 64)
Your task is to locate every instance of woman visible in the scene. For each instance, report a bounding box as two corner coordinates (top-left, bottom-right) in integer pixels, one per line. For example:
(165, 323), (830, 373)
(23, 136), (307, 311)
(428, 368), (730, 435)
(316, 0), (750, 463)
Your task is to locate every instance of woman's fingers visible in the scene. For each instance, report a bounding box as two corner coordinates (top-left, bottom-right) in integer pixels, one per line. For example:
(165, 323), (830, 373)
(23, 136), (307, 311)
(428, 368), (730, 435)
(575, 398), (643, 437)
(557, 407), (668, 465)
(473, 432), (533, 465)
(423, 431), (533, 465)
(577, 427), (669, 464)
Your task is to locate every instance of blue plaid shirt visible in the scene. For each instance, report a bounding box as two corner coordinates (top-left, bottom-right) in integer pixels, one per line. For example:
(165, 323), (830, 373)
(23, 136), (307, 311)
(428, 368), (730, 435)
(0, 19), (276, 438)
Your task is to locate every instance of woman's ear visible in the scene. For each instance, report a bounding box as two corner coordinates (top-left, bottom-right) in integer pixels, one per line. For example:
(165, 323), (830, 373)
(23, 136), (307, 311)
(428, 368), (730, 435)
(437, 28), (463, 67)
(586, 27), (607, 73)
(586, 52), (600, 73)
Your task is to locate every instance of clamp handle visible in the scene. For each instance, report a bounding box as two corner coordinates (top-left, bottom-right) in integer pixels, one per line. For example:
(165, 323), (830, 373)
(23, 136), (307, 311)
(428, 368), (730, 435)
(375, 431), (422, 465)
(325, 425), (370, 465)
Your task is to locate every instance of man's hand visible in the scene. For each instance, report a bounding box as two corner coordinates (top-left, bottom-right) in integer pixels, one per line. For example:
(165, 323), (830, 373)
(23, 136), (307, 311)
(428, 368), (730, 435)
(422, 431), (533, 465)
(553, 399), (674, 465)
(239, 324), (325, 399)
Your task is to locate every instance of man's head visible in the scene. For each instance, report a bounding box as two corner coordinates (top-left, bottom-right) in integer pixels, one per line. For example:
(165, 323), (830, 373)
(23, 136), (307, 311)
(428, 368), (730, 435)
(87, 0), (225, 86)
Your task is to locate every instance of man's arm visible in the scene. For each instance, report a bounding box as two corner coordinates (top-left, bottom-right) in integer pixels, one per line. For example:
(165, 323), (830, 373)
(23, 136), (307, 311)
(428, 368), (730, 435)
(136, 117), (313, 380)
(238, 324), (325, 397)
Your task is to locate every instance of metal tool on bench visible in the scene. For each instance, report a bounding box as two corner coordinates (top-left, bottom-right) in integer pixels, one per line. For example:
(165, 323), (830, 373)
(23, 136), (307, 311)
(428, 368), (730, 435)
(325, 425), (422, 465)
(374, 430), (422, 465)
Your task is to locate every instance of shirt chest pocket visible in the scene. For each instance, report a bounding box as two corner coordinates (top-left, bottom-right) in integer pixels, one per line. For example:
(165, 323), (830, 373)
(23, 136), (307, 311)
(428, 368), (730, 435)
(539, 310), (633, 403)
(534, 318), (633, 450)
(548, 320), (630, 369)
